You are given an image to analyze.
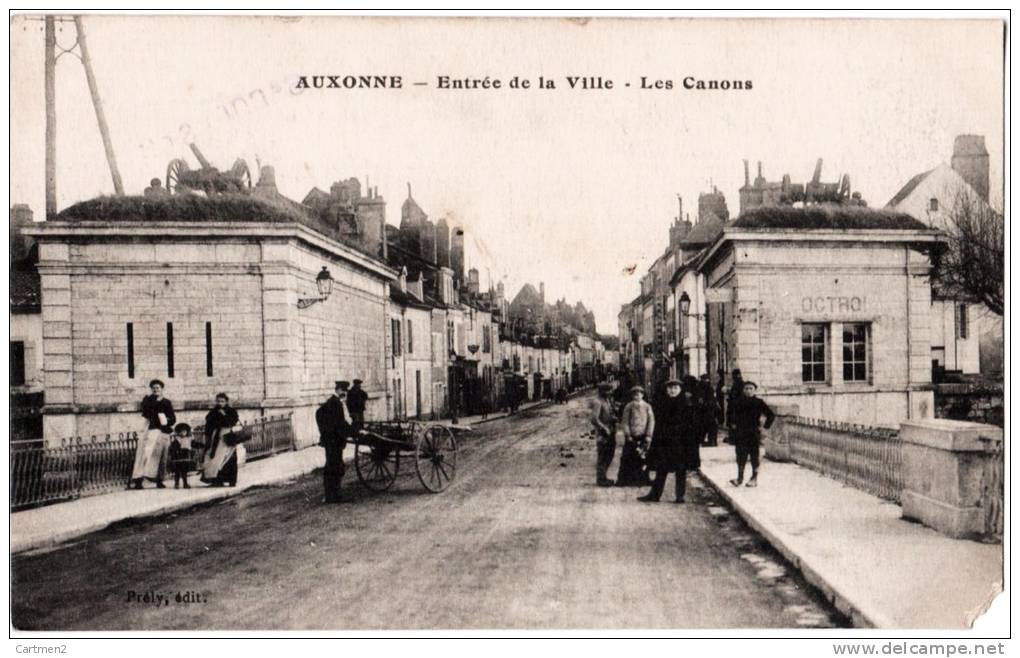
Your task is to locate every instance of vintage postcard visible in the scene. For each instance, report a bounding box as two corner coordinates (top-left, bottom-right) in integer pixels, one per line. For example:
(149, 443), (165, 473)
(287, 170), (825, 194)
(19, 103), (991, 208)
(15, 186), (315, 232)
(7, 12), (1007, 642)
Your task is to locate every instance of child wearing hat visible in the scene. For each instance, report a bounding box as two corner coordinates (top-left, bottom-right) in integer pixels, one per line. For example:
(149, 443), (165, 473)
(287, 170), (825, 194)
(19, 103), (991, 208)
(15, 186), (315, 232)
(169, 423), (195, 489)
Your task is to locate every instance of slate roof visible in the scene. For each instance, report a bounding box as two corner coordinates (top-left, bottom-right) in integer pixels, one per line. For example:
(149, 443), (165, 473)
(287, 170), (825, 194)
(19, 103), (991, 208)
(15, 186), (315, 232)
(389, 287), (432, 310)
(680, 213), (726, 245)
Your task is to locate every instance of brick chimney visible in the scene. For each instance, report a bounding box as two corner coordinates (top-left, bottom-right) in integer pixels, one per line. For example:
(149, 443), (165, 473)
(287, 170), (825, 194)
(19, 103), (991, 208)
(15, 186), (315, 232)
(436, 216), (451, 268)
(450, 226), (465, 285)
(951, 134), (990, 202)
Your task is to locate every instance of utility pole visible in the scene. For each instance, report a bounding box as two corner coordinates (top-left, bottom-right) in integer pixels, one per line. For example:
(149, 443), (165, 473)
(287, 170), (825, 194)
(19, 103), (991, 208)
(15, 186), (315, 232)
(74, 16), (124, 196)
(38, 14), (124, 216)
(44, 17), (56, 218)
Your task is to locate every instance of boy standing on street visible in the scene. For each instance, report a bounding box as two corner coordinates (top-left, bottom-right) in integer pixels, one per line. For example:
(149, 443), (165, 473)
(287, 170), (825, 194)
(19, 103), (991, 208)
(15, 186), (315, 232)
(728, 381), (775, 488)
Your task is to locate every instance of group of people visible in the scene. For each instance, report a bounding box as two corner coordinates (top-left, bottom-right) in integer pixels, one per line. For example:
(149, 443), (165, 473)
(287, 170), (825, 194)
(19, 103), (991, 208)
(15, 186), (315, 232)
(589, 368), (775, 502)
(129, 380), (244, 490)
(315, 379), (369, 503)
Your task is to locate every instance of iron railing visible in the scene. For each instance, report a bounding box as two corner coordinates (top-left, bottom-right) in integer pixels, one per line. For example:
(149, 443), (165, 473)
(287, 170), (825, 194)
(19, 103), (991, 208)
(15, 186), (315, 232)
(10, 413), (295, 510)
(11, 432), (141, 509)
(233, 413), (296, 460)
(782, 416), (903, 503)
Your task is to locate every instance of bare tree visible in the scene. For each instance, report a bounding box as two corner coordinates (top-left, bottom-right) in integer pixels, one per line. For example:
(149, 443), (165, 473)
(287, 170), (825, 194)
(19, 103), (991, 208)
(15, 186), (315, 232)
(930, 188), (1004, 316)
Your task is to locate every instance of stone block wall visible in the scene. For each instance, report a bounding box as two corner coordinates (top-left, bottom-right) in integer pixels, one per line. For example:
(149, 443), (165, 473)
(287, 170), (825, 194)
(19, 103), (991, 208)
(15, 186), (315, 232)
(934, 382), (1004, 427)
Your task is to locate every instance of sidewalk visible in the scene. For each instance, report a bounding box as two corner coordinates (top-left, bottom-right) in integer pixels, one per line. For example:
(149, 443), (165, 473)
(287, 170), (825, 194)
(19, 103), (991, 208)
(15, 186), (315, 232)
(698, 445), (1003, 628)
(11, 394), (576, 555)
(12, 447), (327, 555)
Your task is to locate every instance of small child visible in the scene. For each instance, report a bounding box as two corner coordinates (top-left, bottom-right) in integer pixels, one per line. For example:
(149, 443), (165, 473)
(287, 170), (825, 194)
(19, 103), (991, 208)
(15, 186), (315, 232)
(169, 423), (195, 489)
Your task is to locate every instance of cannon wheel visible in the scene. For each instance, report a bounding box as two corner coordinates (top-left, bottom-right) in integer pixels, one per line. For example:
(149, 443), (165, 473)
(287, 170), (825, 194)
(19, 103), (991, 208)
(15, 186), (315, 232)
(354, 442), (399, 492)
(166, 159), (190, 194)
(232, 159), (253, 191)
(415, 425), (457, 493)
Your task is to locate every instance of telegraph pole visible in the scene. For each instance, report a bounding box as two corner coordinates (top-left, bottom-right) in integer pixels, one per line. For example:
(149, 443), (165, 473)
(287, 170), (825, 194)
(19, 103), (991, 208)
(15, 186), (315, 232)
(44, 17), (57, 218)
(74, 16), (124, 196)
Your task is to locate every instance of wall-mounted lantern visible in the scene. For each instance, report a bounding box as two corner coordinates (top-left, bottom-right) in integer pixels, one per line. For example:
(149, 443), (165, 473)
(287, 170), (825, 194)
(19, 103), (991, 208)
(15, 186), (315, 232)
(678, 291), (692, 316)
(298, 266), (334, 309)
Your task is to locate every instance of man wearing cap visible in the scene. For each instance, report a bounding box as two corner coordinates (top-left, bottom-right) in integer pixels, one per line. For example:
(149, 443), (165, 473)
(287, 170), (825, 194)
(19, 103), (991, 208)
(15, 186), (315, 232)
(315, 380), (352, 503)
(616, 385), (654, 486)
(728, 381), (775, 488)
(347, 379), (368, 432)
(590, 382), (618, 486)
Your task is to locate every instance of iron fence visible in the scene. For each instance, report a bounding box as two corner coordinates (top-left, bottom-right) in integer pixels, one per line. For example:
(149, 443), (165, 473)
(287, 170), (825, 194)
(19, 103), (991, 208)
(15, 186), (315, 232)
(10, 414), (295, 511)
(236, 413), (296, 460)
(782, 416), (903, 503)
(11, 432), (140, 509)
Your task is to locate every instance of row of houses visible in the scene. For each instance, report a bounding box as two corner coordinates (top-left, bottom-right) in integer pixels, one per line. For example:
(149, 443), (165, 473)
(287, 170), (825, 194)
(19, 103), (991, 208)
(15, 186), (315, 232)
(619, 135), (1001, 427)
(12, 168), (613, 445)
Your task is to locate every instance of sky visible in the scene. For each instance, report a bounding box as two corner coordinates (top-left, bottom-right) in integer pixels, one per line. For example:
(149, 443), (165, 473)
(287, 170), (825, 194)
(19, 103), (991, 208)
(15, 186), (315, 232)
(9, 16), (1005, 334)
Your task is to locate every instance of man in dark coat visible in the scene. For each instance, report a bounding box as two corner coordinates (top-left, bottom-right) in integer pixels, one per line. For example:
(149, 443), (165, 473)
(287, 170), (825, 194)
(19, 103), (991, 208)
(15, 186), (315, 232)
(590, 382), (618, 487)
(347, 379), (368, 431)
(699, 373), (719, 447)
(725, 368), (745, 432)
(316, 381), (352, 503)
(715, 369), (726, 426)
(728, 381), (775, 488)
(639, 377), (702, 503)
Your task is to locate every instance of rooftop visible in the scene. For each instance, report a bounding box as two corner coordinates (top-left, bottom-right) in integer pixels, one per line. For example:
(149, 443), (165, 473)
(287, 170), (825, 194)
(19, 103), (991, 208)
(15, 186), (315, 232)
(730, 205), (930, 231)
(885, 169), (935, 208)
(58, 193), (313, 225)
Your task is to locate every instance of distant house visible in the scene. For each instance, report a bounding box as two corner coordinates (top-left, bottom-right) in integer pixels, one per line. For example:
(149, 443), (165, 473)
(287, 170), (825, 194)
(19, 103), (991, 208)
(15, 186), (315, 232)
(886, 135), (1002, 378)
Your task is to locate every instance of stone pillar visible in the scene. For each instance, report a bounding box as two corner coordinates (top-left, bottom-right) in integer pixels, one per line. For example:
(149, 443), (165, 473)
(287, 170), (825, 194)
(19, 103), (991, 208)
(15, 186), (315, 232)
(38, 243), (76, 443)
(260, 244), (303, 410)
(900, 419), (1003, 540)
(761, 403), (798, 462)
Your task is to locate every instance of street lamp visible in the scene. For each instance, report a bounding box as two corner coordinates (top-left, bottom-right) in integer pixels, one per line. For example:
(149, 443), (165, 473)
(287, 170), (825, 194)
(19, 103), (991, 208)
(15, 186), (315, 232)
(298, 266), (334, 309)
(679, 291), (691, 316)
(677, 291), (691, 377)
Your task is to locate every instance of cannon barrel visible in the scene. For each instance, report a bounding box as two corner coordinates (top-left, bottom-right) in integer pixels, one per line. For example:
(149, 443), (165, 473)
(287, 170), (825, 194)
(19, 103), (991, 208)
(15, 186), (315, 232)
(811, 158), (823, 184)
(188, 143), (212, 169)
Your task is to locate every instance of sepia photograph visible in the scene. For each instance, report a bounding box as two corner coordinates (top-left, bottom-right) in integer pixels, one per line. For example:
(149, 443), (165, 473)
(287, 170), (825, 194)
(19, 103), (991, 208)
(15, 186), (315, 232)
(6, 9), (1008, 643)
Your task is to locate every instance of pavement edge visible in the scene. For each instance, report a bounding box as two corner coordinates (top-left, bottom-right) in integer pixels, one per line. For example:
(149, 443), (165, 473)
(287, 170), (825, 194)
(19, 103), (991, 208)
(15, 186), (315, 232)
(697, 468), (893, 629)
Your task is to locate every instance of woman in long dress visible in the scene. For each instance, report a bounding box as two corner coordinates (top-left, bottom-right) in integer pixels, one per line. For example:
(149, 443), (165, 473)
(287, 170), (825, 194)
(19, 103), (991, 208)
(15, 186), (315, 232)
(131, 379), (175, 489)
(616, 385), (653, 486)
(200, 393), (241, 487)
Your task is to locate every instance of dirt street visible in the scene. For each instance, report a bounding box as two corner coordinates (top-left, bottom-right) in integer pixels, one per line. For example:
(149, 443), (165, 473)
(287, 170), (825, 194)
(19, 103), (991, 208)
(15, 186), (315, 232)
(12, 394), (846, 630)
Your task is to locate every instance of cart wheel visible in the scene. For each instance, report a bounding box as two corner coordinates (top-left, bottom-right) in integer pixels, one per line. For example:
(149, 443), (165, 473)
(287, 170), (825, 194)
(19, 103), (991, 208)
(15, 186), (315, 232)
(354, 442), (399, 492)
(232, 158), (253, 191)
(166, 159), (189, 193)
(415, 425), (457, 493)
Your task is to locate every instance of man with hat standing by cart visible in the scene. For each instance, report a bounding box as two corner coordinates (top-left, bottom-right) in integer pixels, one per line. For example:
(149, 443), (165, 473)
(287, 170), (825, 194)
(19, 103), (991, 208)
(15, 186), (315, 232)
(347, 379), (368, 433)
(316, 380), (352, 503)
(590, 381), (618, 487)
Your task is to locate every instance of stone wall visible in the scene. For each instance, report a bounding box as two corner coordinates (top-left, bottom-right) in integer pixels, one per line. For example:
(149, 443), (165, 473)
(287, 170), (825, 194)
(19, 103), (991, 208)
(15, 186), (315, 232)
(934, 382), (1004, 427)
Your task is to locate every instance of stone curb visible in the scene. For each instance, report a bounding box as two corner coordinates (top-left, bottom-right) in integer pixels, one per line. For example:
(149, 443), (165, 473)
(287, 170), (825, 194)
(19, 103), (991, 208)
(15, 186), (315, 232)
(697, 469), (896, 629)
